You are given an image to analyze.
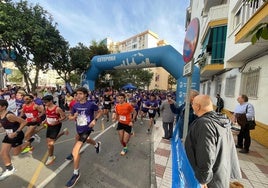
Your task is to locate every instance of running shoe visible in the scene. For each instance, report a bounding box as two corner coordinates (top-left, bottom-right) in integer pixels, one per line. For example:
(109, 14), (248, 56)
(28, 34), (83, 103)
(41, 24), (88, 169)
(65, 153), (73, 161)
(95, 141), (101, 154)
(66, 173), (80, 188)
(21, 146), (34, 154)
(120, 147), (128, 156)
(0, 167), (16, 181)
(63, 128), (69, 136)
(146, 129), (150, 134)
(33, 134), (41, 143)
(45, 155), (56, 165)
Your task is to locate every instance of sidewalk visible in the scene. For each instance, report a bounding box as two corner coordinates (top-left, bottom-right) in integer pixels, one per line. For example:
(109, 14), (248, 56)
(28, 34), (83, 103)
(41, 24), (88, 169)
(153, 119), (268, 188)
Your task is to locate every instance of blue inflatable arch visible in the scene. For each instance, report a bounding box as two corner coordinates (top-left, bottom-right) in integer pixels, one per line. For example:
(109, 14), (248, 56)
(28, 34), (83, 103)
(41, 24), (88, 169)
(81, 45), (200, 105)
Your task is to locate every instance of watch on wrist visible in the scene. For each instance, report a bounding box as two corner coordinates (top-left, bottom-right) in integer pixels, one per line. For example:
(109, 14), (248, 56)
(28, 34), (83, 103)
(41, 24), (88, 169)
(95, 118), (98, 122)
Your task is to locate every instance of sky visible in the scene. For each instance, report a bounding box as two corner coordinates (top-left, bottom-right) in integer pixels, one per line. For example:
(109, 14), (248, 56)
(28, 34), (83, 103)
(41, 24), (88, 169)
(23, 0), (189, 53)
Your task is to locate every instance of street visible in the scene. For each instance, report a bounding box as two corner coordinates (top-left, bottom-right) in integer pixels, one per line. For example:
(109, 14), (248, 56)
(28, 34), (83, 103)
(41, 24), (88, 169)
(0, 118), (153, 188)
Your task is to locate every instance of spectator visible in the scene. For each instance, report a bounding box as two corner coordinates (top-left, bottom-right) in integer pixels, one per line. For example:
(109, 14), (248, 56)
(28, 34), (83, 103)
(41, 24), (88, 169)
(160, 94), (175, 139)
(215, 94), (224, 114)
(232, 94), (255, 154)
(185, 95), (241, 188)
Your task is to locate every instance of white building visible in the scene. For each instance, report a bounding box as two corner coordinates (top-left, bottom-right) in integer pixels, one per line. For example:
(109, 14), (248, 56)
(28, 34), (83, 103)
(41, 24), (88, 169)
(102, 30), (172, 90)
(186, 0), (268, 146)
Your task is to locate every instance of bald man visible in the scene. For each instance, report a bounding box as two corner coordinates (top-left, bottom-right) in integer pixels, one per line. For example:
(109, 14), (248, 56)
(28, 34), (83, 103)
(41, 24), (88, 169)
(185, 95), (241, 188)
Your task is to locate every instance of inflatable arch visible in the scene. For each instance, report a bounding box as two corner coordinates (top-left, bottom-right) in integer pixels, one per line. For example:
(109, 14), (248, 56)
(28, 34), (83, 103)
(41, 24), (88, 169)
(81, 45), (200, 105)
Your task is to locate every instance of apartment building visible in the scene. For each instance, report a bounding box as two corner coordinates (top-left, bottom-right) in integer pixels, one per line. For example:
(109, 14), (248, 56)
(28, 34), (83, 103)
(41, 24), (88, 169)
(186, 0), (268, 146)
(102, 30), (172, 90)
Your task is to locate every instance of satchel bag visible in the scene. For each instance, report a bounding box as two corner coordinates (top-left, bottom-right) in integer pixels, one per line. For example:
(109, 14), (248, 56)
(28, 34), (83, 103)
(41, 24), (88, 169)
(246, 120), (256, 130)
(246, 105), (256, 130)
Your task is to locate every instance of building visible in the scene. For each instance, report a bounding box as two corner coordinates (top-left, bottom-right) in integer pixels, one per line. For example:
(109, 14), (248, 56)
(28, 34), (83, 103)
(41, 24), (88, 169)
(186, 0), (268, 146)
(102, 30), (172, 90)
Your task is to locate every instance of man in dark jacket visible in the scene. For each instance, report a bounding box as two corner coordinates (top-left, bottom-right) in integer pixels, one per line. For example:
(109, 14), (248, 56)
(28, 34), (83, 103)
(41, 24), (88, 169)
(185, 95), (241, 188)
(215, 94), (224, 113)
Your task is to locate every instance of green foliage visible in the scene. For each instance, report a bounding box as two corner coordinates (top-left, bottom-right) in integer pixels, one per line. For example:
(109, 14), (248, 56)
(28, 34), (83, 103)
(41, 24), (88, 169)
(0, 1), (68, 91)
(97, 69), (153, 90)
(168, 74), (176, 90)
(7, 69), (23, 83)
(250, 23), (268, 44)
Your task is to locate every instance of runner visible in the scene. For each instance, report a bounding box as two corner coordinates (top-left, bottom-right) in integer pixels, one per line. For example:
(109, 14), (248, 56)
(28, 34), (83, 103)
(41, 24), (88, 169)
(113, 93), (134, 156)
(65, 87), (102, 188)
(41, 95), (68, 165)
(102, 88), (114, 122)
(0, 99), (28, 180)
(144, 93), (158, 133)
(20, 94), (44, 153)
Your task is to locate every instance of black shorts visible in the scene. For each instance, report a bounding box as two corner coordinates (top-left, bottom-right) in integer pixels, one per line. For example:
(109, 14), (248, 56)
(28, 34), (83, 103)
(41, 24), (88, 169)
(116, 122), (132, 134)
(103, 104), (111, 110)
(78, 130), (93, 143)
(27, 121), (40, 126)
(148, 113), (156, 118)
(2, 131), (24, 148)
(46, 124), (62, 139)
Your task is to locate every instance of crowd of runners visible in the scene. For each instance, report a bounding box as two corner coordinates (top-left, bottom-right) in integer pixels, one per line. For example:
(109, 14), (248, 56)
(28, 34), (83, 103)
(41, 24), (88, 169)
(0, 85), (174, 187)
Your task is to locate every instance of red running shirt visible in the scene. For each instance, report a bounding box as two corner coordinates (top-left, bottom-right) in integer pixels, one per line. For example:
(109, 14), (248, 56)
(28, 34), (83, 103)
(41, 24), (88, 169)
(46, 106), (60, 126)
(22, 102), (40, 123)
(115, 102), (134, 125)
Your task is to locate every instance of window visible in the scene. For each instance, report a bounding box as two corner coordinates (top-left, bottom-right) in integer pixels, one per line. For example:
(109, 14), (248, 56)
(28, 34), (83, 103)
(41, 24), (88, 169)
(234, 8), (241, 28)
(202, 83), (206, 94)
(240, 67), (260, 98)
(207, 82), (211, 95)
(225, 75), (236, 97)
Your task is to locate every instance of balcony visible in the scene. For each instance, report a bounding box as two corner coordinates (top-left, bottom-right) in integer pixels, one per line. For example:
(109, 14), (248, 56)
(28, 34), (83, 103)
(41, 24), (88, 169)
(201, 4), (229, 43)
(196, 53), (224, 79)
(235, 1), (268, 43)
(203, 0), (228, 13)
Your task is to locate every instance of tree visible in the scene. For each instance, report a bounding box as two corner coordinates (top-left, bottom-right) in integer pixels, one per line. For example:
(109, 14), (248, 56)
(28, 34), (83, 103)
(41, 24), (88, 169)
(98, 69), (153, 90)
(168, 74), (176, 90)
(0, 1), (68, 91)
(52, 41), (110, 86)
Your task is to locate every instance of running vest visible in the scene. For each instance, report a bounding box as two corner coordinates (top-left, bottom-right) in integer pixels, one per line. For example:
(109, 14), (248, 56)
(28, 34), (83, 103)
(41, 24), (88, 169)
(45, 106), (60, 126)
(115, 102), (134, 125)
(22, 102), (40, 122)
(0, 111), (20, 133)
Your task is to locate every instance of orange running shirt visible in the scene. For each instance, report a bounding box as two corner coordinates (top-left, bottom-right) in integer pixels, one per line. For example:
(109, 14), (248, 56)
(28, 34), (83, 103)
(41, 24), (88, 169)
(115, 102), (134, 125)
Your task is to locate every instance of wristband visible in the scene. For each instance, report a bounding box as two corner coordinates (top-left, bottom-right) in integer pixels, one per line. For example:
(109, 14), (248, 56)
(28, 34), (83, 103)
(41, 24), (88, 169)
(95, 118), (98, 122)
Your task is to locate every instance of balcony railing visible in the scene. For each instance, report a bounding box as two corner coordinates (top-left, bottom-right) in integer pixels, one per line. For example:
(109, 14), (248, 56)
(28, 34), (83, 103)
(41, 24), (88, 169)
(240, 0), (265, 26)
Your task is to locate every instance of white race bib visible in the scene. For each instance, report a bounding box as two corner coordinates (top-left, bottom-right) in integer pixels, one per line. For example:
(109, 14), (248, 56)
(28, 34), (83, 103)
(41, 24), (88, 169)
(77, 114), (87, 126)
(47, 117), (57, 124)
(119, 115), (126, 121)
(6, 129), (13, 134)
(148, 109), (154, 113)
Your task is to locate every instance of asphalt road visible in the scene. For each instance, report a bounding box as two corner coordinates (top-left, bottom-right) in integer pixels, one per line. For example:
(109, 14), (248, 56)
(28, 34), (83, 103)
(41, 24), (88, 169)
(0, 118), (154, 188)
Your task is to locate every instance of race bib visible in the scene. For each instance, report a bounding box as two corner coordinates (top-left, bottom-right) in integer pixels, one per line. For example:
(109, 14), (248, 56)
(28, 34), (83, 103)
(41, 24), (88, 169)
(104, 101), (110, 104)
(6, 129), (13, 134)
(148, 109), (154, 113)
(77, 114), (88, 126)
(119, 115), (126, 121)
(25, 113), (34, 118)
(47, 117), (57, 124)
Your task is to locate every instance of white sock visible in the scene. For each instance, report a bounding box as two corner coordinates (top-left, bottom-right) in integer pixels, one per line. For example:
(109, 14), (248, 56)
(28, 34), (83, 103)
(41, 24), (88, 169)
(95, 142), (98, 147)
(74, 169), (79, 175)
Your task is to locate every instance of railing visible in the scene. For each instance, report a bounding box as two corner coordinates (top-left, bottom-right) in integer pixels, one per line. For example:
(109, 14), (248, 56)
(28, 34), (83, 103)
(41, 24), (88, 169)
(240, 0), (265, 26)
